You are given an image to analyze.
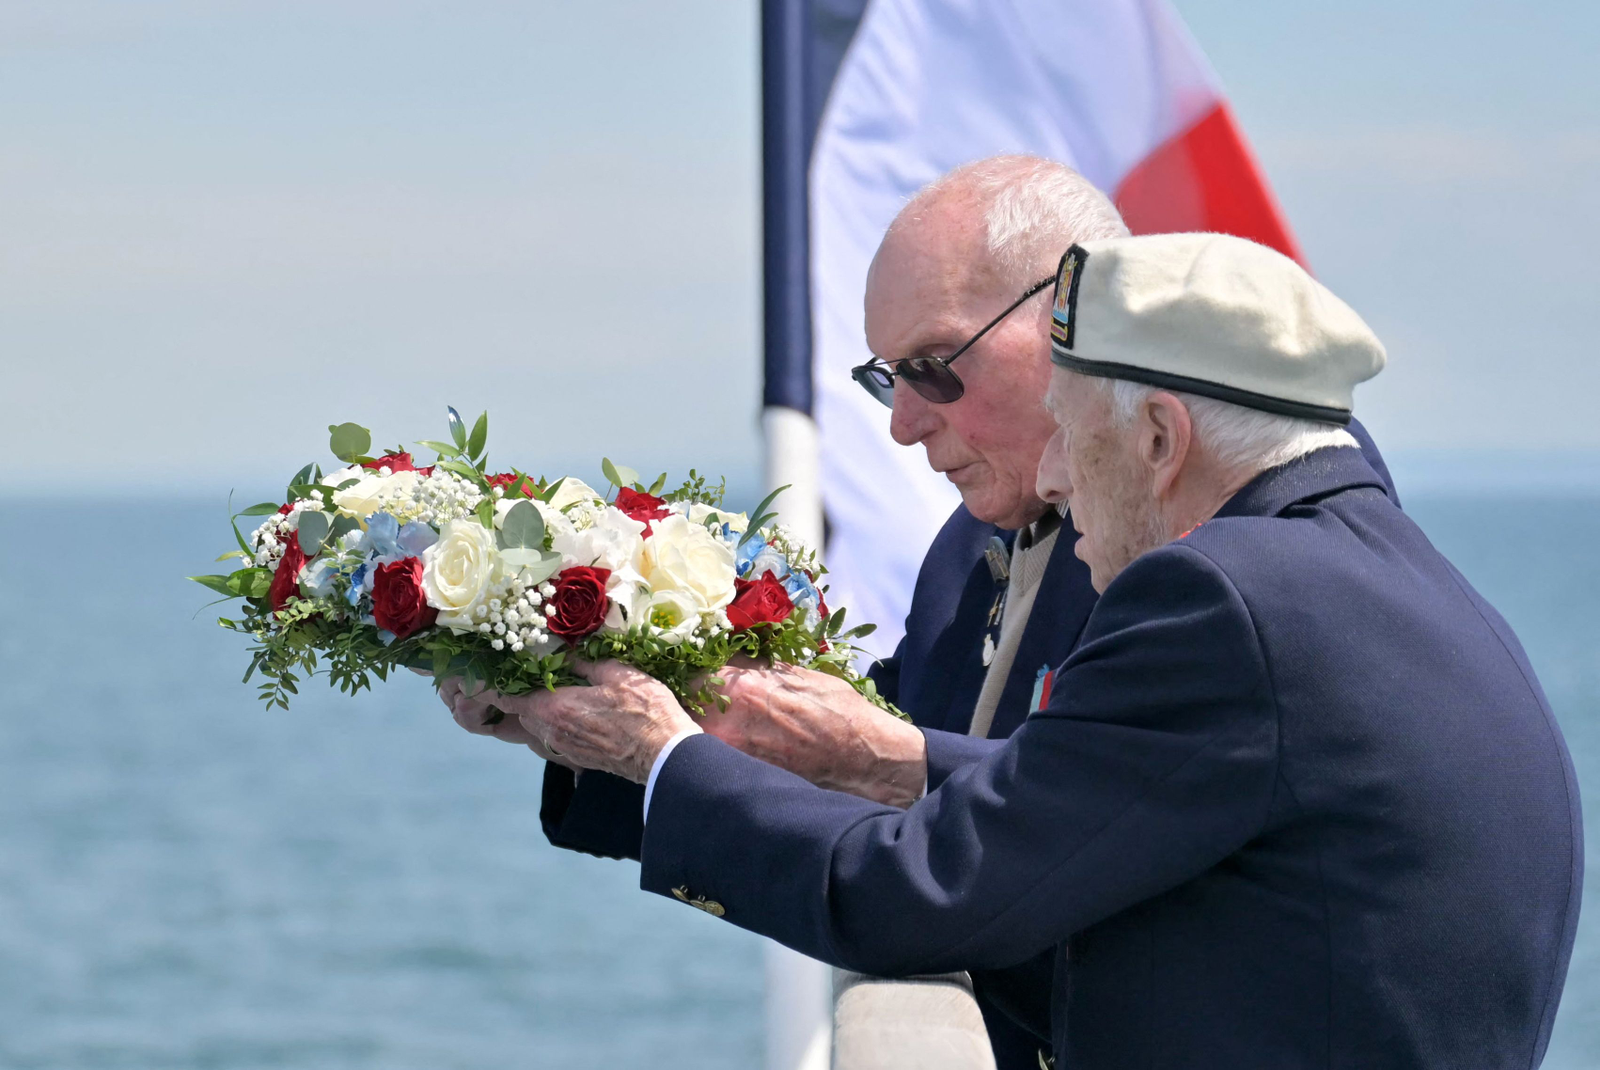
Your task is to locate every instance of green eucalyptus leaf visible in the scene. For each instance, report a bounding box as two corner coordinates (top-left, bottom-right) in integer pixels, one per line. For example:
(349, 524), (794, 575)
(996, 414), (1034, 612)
(328, 514), (360, 544)
(497, 500), (545, 549)
(296, 510), (332, 556)
(329, 423), (372, 463)
(468, 411), (488, 459)
(447, 406), (467, 450)
(601, 457), (640, 489)
(236, 502), (283, 517)
(500, 548), (563, 584)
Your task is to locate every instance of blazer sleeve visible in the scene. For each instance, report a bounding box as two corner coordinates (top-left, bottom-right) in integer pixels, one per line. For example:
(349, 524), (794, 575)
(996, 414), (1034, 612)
(922, 728), (1005, 789)
(638, 543), (1279, 976)
(541, 765), (646, 861)
(866, 637), (904, 706)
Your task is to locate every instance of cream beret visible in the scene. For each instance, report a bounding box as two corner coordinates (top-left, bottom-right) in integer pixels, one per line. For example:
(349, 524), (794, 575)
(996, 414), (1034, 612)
(1049, 233), (1385, 425)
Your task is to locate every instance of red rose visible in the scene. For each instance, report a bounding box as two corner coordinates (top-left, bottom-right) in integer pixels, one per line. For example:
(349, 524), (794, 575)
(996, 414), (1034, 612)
(545, 566), (613, 642)
(487, 472), (536, 498)
(362, 451), (433, 477)
(269, 538), (307, 613)
(726, 575), (794, 631)
(614, 487), (670, 533)
(371, 557), (438, 639)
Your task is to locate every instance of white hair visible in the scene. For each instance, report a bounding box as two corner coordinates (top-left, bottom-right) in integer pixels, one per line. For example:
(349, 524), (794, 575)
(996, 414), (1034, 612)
(899, 155), (1130, 288)
(1100, 378), (1358, 473)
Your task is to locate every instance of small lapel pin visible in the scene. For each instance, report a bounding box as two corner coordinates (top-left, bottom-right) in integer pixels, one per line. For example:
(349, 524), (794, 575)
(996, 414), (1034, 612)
(985, 536), (1010, 584)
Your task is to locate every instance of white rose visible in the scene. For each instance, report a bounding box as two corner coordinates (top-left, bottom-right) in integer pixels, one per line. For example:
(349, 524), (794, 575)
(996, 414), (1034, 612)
(637, 588), (704, 645)
(639, 513), (736, 611)
(548, 477), (603, 512)
(684, 502), (749, 537)
(421, 519), (503, 632)
(332, 468), (419, 522)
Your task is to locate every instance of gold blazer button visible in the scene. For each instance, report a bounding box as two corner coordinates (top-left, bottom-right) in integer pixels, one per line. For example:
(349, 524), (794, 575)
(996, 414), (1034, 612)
(671, 886), (727, 917)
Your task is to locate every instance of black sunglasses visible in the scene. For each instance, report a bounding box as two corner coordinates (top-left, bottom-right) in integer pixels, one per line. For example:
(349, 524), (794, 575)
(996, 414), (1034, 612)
(850, 274), (1054, 407)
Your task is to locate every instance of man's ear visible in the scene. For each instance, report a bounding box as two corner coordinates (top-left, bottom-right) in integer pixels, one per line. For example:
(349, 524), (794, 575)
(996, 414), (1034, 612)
(1137, 391), (1192, 499)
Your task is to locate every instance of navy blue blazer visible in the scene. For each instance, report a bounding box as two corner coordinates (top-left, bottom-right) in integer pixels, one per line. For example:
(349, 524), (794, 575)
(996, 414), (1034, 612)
(639, 445), (1581, 1069)
(542, 424), (1396, 1068)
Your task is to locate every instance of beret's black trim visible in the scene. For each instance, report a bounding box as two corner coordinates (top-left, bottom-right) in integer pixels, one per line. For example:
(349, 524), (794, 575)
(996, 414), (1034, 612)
(1049, 348), (1353, 426)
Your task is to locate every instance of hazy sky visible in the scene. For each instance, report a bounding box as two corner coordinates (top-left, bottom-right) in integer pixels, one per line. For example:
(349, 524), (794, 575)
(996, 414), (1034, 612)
(2, 0), (1596, 496)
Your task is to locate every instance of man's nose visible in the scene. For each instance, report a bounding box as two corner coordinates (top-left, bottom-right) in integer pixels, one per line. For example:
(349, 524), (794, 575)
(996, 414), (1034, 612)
(888, 380), (939, 447)
(1036, 430), (1072, 504)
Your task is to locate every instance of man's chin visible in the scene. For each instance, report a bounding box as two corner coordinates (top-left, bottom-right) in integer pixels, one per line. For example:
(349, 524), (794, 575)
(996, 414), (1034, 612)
(960, 489), (1049, 532)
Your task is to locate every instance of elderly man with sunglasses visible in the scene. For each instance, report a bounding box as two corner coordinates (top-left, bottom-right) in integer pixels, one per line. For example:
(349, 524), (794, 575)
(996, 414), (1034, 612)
(444, 157), (1395, 1066)
(472, 229), (1580, 1070)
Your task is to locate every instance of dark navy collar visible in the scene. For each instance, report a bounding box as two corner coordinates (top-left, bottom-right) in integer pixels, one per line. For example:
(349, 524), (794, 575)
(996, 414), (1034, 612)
(1213, 446), (1390, 522)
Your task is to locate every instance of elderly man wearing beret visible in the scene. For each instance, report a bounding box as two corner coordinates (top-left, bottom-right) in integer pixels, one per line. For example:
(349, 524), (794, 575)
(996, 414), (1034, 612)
(489, 232), (1582, 1069)
(447, 157), (1398, 1068)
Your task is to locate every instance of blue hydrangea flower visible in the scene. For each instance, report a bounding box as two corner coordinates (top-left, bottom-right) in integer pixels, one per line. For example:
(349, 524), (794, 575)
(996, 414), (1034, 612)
(346, 563), (370, 607)
(396, 522), (437, 557)
(735, 533), (769, 578)
(301, 558), (341, 599)
(783, 570), (820, 612)
(364, 513), (402, 558)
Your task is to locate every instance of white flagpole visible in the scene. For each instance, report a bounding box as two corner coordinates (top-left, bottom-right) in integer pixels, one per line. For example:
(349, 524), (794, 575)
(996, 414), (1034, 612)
(760, 0), (837, 1064)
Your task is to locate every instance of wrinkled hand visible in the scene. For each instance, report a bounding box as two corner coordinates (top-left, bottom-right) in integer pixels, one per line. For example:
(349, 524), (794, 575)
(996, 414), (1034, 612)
(437, 675), (577, 771)
(699, 661), (926, 808)
(461, 660), (700, 784)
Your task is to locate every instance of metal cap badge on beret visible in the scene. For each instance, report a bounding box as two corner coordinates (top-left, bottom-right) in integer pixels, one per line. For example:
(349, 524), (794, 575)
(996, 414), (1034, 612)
(1049, 233), (1385, 425)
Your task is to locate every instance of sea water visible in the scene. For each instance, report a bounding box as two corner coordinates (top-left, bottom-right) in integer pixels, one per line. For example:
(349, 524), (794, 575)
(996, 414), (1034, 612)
(0, 494), (1596, 1068)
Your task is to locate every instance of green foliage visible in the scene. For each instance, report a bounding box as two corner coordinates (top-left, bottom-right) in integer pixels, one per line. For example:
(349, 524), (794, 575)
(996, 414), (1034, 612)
(417, 439), (462, 460)
(328, 422), (372, 463)
(447, 406), (468, 450)
(296, 510), (332, 556)
(601, 457), (640, 491)
(747, 484), (789, 533)
(497, 500), (544, 549)
(661, 469), (726, 508)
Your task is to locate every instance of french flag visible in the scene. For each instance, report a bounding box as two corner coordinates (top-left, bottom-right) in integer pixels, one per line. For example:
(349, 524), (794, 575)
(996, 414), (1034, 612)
(763, 0), (1302, 666)
(758, 3), (1298, 1065)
